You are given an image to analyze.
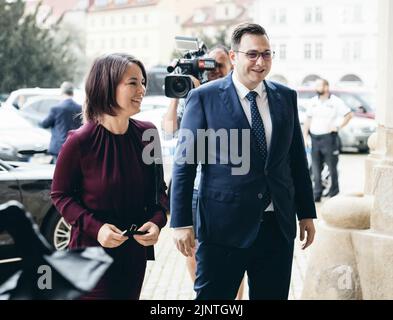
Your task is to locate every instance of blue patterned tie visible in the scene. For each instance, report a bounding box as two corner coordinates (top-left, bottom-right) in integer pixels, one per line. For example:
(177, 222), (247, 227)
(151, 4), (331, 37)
(246, 91), (268, 162)
(246, 91), (271, 212)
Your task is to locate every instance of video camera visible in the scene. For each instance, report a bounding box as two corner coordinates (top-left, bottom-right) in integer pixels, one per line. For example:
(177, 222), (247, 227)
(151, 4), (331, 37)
(164, 36), (216, 98)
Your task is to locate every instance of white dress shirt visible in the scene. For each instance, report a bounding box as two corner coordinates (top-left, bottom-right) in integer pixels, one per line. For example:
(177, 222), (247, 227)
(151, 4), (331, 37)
(232, 72), (274, 211)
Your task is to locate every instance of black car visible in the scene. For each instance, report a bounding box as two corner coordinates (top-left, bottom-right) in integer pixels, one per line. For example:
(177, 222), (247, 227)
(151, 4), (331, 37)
(0, 159), (71, 264)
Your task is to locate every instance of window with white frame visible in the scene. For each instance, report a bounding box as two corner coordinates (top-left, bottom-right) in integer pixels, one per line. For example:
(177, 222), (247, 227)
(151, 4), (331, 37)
(304, 43), (312, 59)
(131, 37), (137, 48)
(270, 9), (277, 24)
(305, 7), (312, 23)
(305, 7), (323, 23)
(279, 44), (286, 60)
(279, 8), (287, 24)
(353, 41), (362, 60)
(342, 41), (350, 60)
(353, 4), (363, 23)
(341, 7), (349, 24)
(315, 7), (323, 23)
(315, 43), (323, 59)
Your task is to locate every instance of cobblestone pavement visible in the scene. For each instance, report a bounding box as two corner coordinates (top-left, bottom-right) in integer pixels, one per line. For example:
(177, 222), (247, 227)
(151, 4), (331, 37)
(140, 153), (366, 300)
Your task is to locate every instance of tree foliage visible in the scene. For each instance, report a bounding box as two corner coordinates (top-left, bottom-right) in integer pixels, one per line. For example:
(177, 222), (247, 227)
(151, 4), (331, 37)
(0, 0), (80, 93)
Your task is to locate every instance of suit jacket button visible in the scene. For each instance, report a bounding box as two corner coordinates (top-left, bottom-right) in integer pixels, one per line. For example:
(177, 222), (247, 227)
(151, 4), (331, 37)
(258, 193), (263, 199)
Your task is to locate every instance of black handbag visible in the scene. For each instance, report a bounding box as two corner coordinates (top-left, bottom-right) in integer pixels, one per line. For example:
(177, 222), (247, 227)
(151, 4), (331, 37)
(0, 201), (113, 300)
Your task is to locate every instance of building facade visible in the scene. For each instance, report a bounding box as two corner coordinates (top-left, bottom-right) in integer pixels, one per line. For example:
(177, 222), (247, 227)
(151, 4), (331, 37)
(252, 0), (378, 88)
(181, 0), (253, 45)
(85, 0), (214, 68)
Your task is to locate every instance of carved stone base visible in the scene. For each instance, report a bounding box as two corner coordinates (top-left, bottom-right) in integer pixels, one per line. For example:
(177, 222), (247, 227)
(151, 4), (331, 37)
(301, 194), (373, 299)
(352, 230), (393, 299)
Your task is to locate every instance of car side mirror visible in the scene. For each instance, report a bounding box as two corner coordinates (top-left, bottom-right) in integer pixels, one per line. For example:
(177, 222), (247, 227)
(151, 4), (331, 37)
(357, 106), (367, 113)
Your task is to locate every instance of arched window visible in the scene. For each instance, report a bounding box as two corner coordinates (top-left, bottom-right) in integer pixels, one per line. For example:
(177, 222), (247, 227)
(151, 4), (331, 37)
(269, 74), (288, 85)
(339, 74), (363, 85)
(302, 74), (321, 86)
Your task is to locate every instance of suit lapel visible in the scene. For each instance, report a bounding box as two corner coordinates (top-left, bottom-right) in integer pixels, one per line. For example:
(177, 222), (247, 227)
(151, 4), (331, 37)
(264, 80), (284, 168)
(219, 73), (250, 131)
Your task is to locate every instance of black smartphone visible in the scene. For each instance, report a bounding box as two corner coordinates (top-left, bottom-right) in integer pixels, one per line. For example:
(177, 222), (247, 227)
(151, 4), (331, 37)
(122, 225), (148, 237)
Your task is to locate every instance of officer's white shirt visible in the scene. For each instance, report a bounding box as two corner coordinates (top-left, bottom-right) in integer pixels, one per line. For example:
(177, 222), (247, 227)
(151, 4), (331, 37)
(307, 94), (351, 135)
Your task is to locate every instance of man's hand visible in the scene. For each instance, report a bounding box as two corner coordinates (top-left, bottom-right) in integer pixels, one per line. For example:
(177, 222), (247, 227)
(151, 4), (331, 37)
(299, 219), (316, 250)
(189, 75), (201, 88)
(133, 221), (160, 247)
(97, 223), (128, 248)
(173, 228), (195, 257)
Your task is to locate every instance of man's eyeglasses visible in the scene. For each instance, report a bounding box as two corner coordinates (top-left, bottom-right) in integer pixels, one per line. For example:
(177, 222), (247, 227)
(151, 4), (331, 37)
(235, 50), (275, 61)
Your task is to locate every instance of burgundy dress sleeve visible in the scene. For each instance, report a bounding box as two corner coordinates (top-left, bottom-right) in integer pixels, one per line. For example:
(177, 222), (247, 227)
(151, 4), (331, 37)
(51, 131), (104, 240)
(141, 121), (168, 230)
(149, 185), (169, 229)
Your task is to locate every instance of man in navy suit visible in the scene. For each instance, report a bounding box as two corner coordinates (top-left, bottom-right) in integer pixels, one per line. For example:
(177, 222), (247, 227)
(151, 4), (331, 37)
(40, 82), (82, 163)
(170, 23), (317, 300)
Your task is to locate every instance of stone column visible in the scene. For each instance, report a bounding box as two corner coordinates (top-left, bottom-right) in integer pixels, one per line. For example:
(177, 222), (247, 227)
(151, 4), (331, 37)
(302, 0), (393, 299)
(364, 0), (393, 195)
(368, 0), (393, 237)
(349, 1), (393, 299)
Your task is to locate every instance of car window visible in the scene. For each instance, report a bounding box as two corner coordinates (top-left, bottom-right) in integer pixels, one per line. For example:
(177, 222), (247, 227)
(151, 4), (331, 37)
(146, 68), (168, 96)
(334, 92), (371, 112)
(11, 94), (37, 109)
(297, 102), (307, 113)
(297, 91), (316, 99)
(23, 98), (60, 115)
(358, 93), (375, 110)
(37, 99), (59, 114)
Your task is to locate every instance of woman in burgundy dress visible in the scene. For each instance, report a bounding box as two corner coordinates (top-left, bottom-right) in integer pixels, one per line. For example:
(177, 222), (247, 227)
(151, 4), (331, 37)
(51, 53), (168, 299)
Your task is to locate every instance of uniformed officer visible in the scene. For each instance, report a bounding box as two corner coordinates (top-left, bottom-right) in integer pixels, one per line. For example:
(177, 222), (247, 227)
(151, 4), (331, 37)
(303, 78), (353, 202)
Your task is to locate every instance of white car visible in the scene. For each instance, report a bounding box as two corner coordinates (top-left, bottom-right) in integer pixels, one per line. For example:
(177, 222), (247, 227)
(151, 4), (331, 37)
(2, 88), (61, 110)
(338, 116), (376, 152)
(2, 88), (84, 128)
(0, 108), (50, 162)
(18, 95), (63, 127)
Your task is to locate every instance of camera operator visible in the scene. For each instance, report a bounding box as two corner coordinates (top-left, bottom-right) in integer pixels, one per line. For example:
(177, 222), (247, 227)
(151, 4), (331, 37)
(162, 45), (246, 299)
(162, 46), (232, 135)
